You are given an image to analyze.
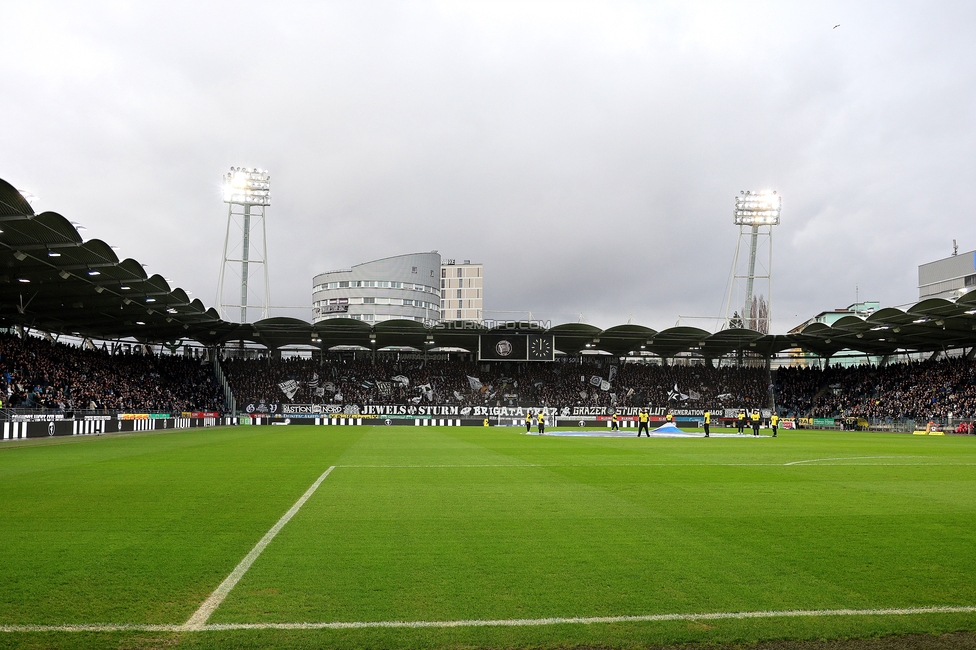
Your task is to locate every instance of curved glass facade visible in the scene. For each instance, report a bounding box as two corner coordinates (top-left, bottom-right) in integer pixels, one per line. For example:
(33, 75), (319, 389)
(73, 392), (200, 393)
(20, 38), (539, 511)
(312, 252), (442, 324)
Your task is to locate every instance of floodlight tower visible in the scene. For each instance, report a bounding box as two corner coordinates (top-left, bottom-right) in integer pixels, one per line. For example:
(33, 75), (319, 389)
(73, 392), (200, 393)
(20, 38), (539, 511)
(216, 167), (271, 323)
(723, 190), (781, 333)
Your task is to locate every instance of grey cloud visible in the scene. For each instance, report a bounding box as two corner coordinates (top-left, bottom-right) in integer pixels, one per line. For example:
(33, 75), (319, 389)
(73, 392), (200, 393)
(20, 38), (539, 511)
(1, 1), (974, 334)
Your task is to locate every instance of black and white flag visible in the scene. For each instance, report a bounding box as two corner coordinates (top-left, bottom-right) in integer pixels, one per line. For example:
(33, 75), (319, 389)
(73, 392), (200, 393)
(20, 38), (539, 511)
(278, 380), (300, 400)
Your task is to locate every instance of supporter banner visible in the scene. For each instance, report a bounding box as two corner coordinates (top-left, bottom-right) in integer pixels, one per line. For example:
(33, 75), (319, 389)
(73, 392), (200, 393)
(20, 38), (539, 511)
(327, 413), (379, 419)
(149, 414), (171, 419)
(9, 413), (69, 422)
(120, 414), (150, 420)
(242, 403), (346, 416)
(182, 411), (220, 418)
(361, 405), (714, 418)
(781, 420), (796, 429)
(813, 417), (836, 427)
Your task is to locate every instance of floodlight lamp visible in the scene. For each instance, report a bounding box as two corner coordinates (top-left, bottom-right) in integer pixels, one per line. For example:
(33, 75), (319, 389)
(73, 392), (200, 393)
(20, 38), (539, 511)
(48, 251), (60, 257)
(17, 277), (30, 283)
(222, 166), (271, 206)
(733, 189), (781, 226)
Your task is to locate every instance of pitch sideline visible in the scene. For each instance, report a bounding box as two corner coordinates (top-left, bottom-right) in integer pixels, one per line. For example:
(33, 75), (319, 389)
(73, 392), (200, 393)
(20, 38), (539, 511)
(1, 605), (975, 634)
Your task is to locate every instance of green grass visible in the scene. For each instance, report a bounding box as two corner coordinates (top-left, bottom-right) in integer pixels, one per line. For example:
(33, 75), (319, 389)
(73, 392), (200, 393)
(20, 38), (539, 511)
(1, 425), (975, 649)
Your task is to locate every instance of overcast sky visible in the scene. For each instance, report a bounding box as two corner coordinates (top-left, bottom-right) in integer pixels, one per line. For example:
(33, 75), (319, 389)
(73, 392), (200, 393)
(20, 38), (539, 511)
(2, 1), (974, 334)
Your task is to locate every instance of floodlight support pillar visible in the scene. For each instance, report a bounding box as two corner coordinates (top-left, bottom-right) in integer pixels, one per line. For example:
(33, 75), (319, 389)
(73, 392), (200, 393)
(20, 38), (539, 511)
(240, 204), (250, 324)
(216, 168), (271, 324)
(743, 225), (759, 323)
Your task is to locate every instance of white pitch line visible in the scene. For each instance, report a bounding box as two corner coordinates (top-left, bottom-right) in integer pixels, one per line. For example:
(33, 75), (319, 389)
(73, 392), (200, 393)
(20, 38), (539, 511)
(183, 465), (337, 630)
(337, 460), (976, 469)
(784, 456), (905, 466)
(2, 604), (975, 634)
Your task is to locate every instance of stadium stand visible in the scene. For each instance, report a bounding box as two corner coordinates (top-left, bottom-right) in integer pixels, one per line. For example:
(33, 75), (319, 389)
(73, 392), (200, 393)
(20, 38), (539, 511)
(0, 333), (222, 412)
(222, 356), (768, 410)
(4, 324), (976, 428)
(777, 358), (976, 421)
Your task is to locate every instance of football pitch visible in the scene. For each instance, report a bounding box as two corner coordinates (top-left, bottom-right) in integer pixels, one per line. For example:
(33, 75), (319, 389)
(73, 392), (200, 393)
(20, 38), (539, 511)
(1, 425), (975, 649)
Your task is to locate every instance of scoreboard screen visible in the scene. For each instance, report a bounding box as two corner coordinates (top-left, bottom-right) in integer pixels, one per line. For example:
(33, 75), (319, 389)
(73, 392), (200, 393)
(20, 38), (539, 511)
(478, 334), (554, 361)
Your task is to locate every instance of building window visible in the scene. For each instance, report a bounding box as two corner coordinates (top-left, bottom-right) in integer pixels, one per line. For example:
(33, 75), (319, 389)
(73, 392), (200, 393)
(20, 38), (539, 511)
(361, 313), (374, 321)
(364, 297), (375, 304)
(412, 266), (418, 273)
(339, 281), (349, 288)
(456, 288), (462, 298)
(441, 268), (446, 278)
(457, 268), (463, 278)
(456, 309), (461, 318)
(966, 274), (976, 287)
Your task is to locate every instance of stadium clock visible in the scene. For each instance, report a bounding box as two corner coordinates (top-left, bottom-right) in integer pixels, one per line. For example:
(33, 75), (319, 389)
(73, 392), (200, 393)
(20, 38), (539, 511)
(528, 334), (554, 361)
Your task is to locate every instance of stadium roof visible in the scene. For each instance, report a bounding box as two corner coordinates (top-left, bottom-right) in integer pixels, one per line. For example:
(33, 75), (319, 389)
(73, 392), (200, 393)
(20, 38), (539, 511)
(4, 175), (976, 358)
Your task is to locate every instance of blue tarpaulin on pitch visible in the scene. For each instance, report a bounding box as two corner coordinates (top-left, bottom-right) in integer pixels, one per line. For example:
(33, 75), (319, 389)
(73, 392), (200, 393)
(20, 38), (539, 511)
(652, 423), (684, 433)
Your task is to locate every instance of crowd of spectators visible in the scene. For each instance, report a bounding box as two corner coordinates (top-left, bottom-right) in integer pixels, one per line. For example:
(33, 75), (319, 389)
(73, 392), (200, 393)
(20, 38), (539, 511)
(776, 357), (976, 421)
(0, 333), (223, 412)
(8, 328), (976, 423)
(222, 355), (769, 411)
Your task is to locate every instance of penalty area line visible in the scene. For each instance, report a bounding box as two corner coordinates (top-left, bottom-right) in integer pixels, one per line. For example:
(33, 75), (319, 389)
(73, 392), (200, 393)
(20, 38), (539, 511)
(182, 465), (337, 630)
(2, 604), (975, 634)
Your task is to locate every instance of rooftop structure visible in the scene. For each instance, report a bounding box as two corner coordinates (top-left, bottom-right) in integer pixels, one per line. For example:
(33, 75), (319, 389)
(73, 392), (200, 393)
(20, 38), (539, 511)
(919, 249), (976, 301)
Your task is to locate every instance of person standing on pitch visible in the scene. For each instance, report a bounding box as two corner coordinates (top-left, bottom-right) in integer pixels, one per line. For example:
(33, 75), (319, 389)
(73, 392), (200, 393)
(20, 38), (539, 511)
(771, 412), (779, 437)
(703, 409), (710, 437)
(611, 411), (620, 431)
(637, 408), (650, 437)
(736, 409), (746, 434)
(751, 409), (761, 436)
(526, 411), (533, 433)
(537, 410), (545, 435)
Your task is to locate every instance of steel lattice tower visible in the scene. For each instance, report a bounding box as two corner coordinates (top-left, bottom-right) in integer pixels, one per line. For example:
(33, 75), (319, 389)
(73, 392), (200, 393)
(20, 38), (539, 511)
(216, 167), (271, 323)
(722, 190), (781, 333)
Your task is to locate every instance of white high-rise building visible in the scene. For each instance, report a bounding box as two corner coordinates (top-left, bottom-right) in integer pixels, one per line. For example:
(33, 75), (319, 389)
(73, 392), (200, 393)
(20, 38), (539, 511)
(441, 259), (483, 322)
(919, 249), (976, 301)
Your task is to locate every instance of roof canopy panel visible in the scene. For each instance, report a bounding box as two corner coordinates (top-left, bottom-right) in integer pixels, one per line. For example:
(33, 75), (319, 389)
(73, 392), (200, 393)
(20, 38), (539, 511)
(7, 175), (976, 355)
